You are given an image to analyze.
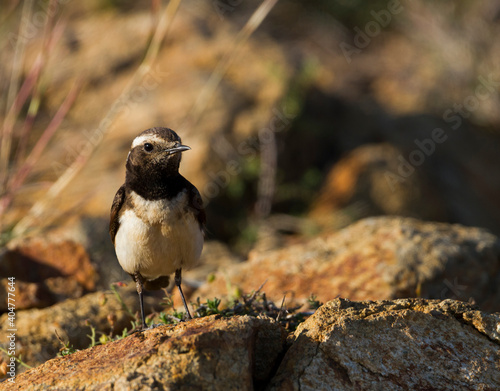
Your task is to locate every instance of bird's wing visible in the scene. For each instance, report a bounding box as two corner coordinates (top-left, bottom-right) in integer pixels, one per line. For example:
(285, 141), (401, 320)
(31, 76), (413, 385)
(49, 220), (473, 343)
(109, 184), (126, 245)
(188, 182), (206, 232)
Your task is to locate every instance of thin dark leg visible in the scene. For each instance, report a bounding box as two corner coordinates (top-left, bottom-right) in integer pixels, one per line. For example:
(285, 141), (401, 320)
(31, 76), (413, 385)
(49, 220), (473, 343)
(175, 268), (192, 320)
(133, 272), (147, 329)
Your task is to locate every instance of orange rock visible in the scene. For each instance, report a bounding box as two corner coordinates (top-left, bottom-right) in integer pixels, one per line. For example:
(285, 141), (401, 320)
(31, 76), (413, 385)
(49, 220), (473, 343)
(0, 238), (96, 311)
(194, 217), (500, 312)
(269, 299), (500, 390)
(11, 315), (287, 390)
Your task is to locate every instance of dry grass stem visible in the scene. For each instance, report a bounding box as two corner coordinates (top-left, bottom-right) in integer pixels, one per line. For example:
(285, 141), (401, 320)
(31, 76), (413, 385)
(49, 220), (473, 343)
(11, 0), (183, 238)
(184, 0), (280, 128)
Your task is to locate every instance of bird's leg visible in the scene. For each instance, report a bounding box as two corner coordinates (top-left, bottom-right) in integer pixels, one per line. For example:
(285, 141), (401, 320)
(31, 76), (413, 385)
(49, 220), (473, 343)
(133, 272), (147, 329)
(175, 268), (192, 320)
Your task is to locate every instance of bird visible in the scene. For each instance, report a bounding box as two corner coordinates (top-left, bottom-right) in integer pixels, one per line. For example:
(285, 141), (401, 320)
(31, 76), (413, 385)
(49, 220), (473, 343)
(109, 127), (205, 329)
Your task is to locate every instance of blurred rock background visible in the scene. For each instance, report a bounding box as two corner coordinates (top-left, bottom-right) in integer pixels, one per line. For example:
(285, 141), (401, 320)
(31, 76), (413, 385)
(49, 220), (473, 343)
(1, 0), (500, 374)
(1, 0), (499, 251)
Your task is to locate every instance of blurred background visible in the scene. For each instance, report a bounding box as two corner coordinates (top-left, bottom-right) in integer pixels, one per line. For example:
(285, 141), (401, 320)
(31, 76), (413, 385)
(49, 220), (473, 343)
(1, 0), (500, 286)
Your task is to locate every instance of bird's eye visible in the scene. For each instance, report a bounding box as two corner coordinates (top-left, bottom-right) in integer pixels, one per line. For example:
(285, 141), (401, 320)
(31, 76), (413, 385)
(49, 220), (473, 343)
(144, 143), (153, 152)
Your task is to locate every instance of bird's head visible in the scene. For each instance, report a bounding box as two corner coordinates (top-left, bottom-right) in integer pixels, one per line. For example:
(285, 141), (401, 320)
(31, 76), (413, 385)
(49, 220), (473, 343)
(126, 127), (190, 180)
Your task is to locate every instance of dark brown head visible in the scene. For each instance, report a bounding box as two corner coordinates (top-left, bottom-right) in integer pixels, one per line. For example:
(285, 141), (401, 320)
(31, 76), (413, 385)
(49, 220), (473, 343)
(125, 127), (190, 197)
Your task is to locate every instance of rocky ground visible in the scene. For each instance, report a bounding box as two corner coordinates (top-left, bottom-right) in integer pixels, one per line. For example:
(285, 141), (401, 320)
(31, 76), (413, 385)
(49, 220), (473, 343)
(194, 217), (500, 311)
(1, 216), (500, 389)
(5, 298), (500, 390)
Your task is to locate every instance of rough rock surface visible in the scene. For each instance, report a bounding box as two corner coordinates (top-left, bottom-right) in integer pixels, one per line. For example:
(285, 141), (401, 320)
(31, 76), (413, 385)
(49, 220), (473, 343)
(194, 217), (500, 311)
(0, 238), (96, 311)
(269, 298), (500, 391)
(0, 285), (160, 371)
(8, 315), (287, 391)
(4, 299), (500, 390)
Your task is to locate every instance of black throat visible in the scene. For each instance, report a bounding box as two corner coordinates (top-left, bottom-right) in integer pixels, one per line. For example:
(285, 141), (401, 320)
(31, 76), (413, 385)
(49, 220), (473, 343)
(125, 166), (187, 200)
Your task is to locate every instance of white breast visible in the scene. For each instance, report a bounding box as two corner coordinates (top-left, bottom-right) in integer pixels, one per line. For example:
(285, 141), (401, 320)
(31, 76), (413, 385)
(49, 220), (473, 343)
(114, 190), (203, 279)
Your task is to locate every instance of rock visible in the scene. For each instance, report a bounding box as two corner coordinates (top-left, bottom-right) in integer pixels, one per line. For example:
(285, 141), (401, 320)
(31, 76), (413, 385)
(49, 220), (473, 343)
(1, 237), (96, 290)
(309, 143), (447, 230)
(189, 240), (242, 282)
(0, 285), (162, 372)
(194, 217), (500, 312)
(9, 315), (287, 391)
(0, 238), (97, 311)
(0, 278), (84, 311)
(268, 298), (500, 390)
(6, 299), (500, 390)
(0, 279), (52, 310)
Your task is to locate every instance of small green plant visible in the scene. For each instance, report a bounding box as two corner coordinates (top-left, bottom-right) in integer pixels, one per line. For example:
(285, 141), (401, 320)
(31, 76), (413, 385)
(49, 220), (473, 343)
(206, 298), (222, 313)
(158, 311), (182, 325)
(307, 294), (322, 310)
(110, 283), (136, 319)
(55, 330), (78, 357)
(85, 321), (98, 348)
(155, 290), (188, 324)
(114, 328), (130, 340)
(187, 284), (312, 331)
(160, 292), (174, 308)
(193, 297), (222, 318)
(0, 347), (32, 369)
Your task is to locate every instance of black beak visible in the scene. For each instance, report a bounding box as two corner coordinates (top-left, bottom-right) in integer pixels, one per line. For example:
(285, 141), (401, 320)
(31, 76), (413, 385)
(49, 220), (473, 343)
(166, 145), (191, 155)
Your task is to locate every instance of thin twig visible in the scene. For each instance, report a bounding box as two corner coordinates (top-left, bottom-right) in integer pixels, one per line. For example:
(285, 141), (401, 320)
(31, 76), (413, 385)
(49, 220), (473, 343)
(164, 314), (181, 323)
(246, 280), (268, 304)
(183, 0), (280, 128)
(5, 0), (33, 114)
(276, 294), (286, 323)
(0, 0), (63, 186)
(10, 0), (182, 238)
(0, 54), (43, 185)
(143, 0), (181, 67)
(255, 125), (277, 218)
(4, 79), (82, 208)
(0, 0), (22, 26)
(110, 284), (136, 319)
(0, 5), (64, 217)
(11, 18), (67, 169)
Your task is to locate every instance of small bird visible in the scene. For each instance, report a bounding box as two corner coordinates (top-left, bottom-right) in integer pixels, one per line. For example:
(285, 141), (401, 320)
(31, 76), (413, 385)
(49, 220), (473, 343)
(109, 127), (205, 329)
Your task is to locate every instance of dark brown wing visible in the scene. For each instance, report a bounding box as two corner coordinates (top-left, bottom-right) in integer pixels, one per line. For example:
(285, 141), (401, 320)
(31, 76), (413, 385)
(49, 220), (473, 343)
(187, 182), (206, 233)
(109, 184), (126, 245)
